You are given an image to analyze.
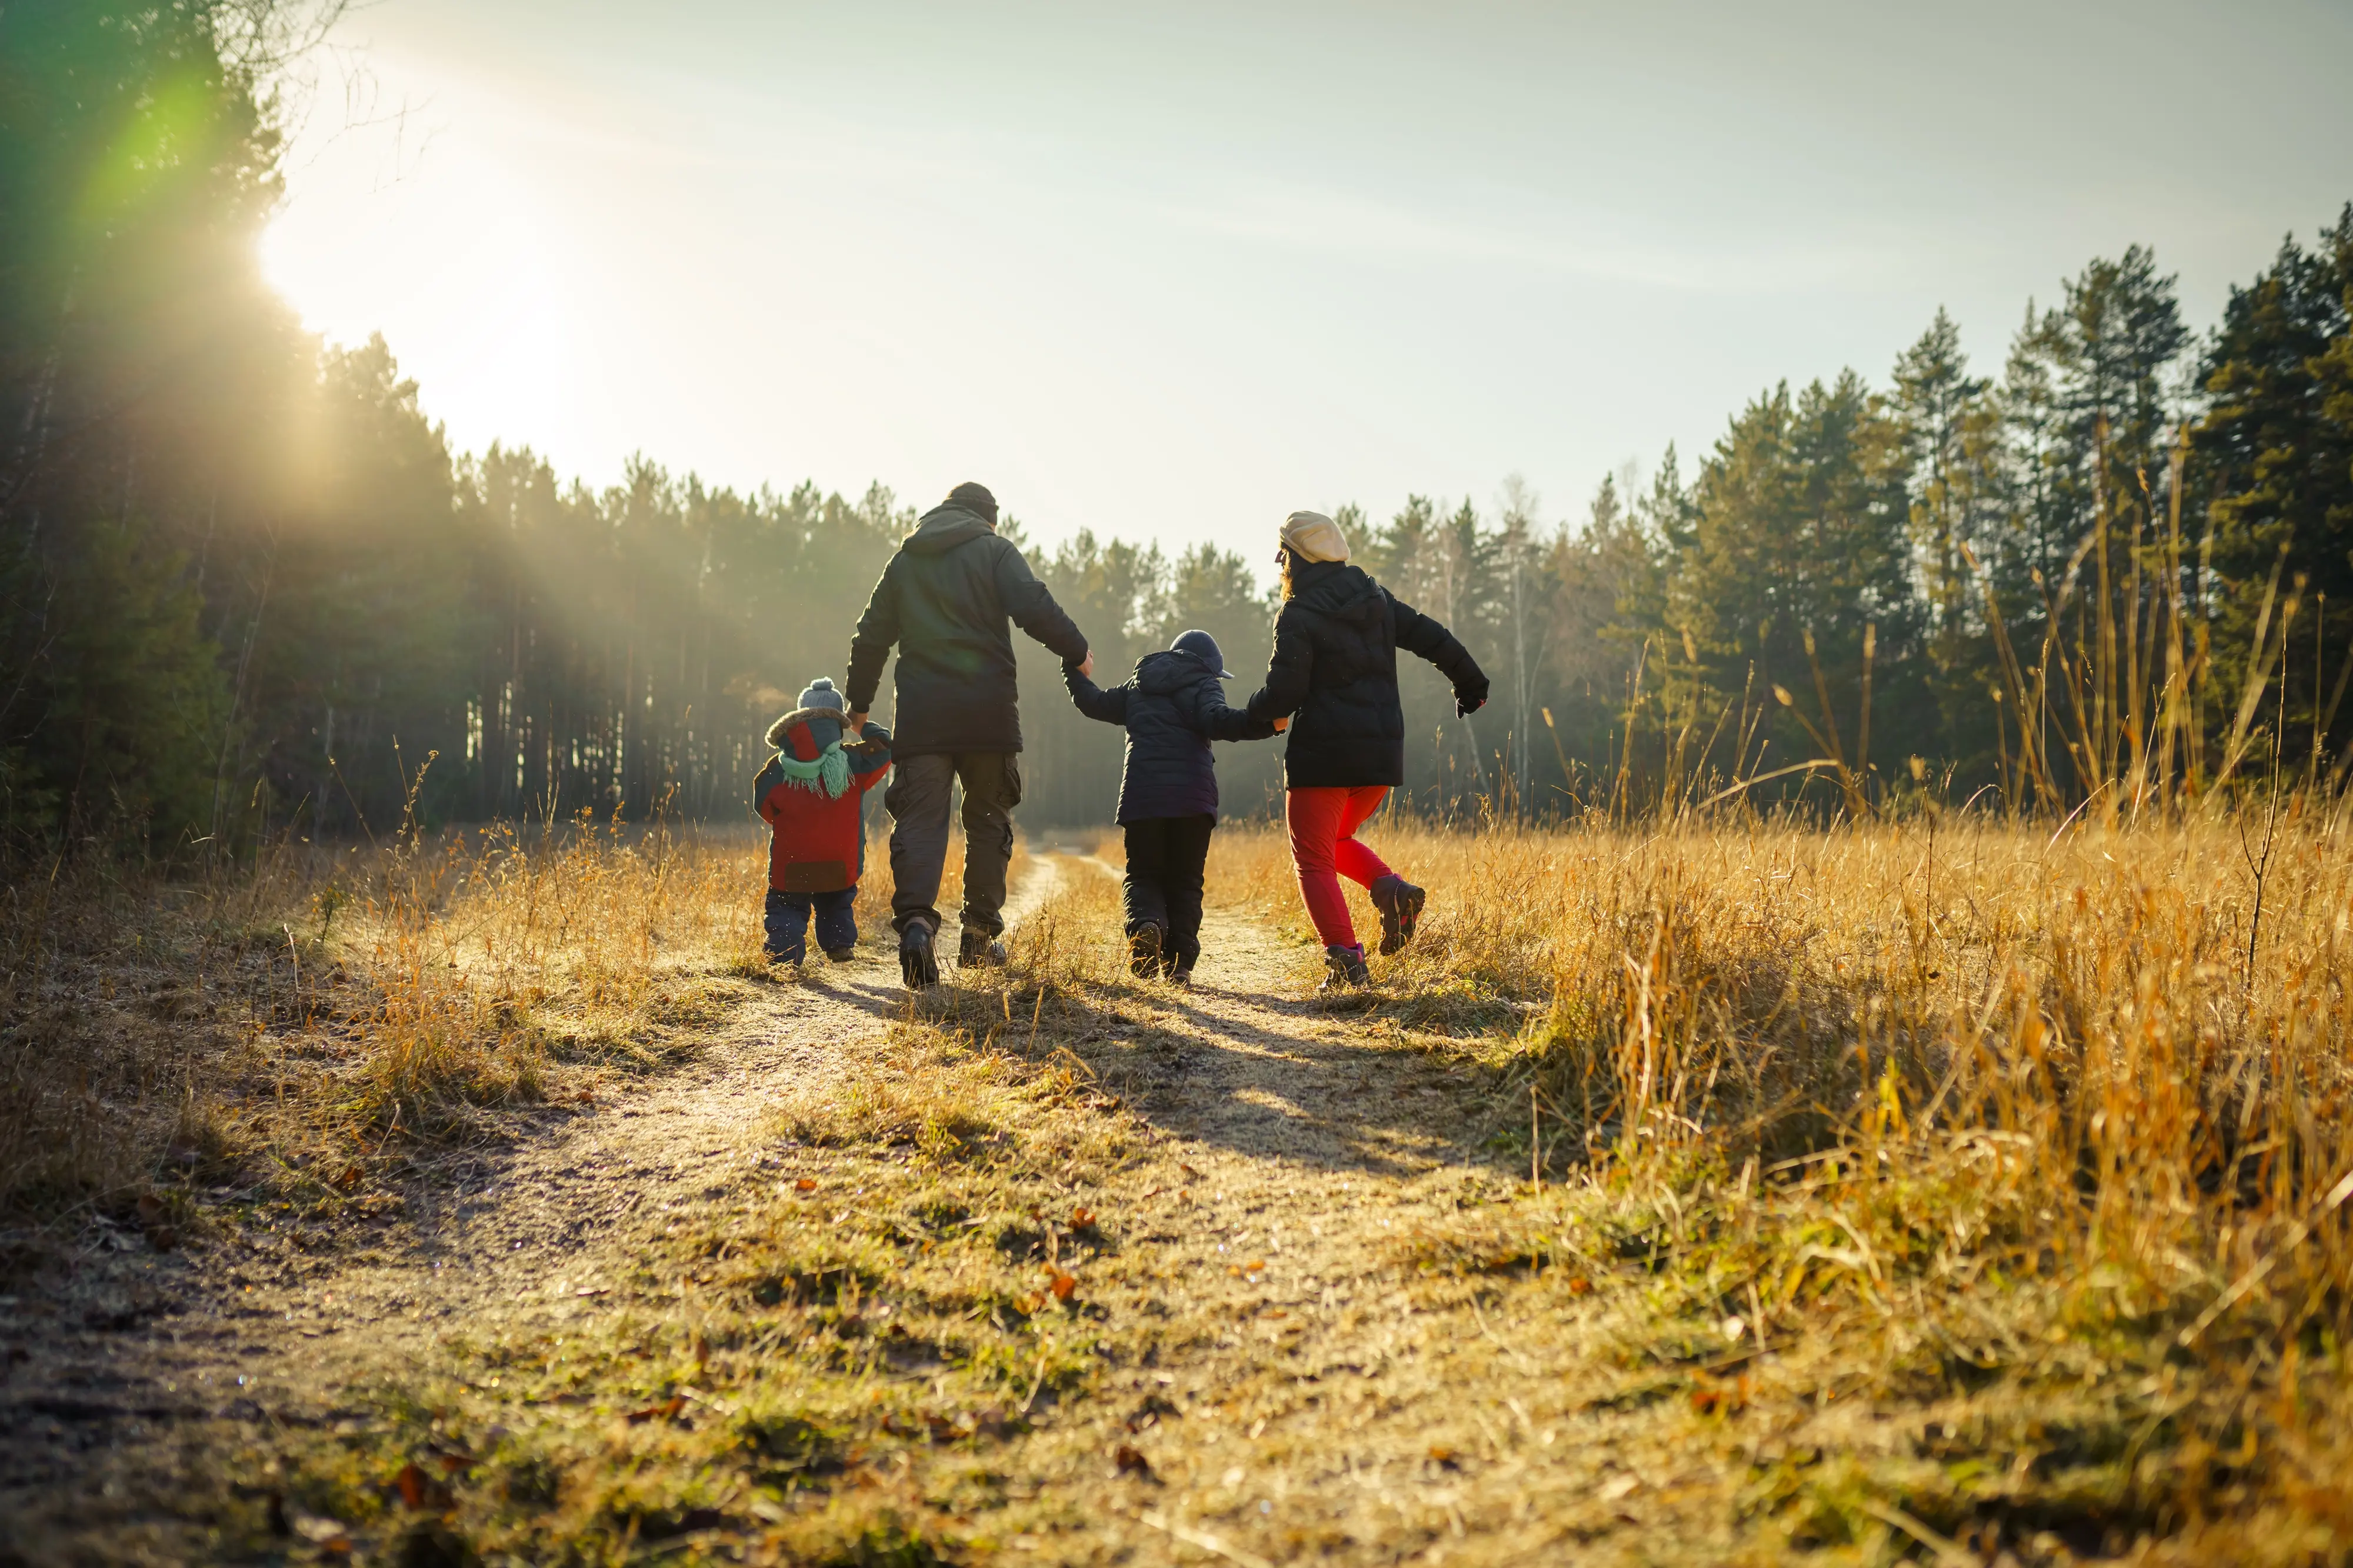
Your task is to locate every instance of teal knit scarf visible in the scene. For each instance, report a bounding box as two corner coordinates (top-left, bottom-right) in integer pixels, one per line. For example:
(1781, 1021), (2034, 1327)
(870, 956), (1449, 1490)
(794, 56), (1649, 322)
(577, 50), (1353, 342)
(774, 740), (852, 798)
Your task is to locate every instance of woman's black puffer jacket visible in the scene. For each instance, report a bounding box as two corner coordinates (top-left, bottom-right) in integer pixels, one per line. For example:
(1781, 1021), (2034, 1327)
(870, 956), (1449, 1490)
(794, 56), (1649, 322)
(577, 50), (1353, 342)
(1065, 648), (1274, 822)
(1242, 560), (1488, 788)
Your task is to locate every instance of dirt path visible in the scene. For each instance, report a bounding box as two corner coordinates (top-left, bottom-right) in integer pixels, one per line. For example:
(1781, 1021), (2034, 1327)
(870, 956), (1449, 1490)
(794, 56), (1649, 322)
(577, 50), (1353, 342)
(4, 858), (1676, 1565)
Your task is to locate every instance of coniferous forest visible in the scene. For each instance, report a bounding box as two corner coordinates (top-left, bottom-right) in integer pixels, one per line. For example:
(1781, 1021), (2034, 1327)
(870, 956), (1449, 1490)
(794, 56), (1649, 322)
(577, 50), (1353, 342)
(7, 2), (2352, 854)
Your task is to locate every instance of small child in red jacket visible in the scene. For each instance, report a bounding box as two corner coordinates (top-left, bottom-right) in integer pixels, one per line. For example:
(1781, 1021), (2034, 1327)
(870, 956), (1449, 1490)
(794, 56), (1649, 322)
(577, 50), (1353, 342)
(755, 678), (892, 965)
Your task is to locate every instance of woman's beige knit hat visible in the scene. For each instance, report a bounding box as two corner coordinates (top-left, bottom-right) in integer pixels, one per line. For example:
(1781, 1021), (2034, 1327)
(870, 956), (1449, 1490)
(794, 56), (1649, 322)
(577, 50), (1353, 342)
(1279, 509), (1350, 564)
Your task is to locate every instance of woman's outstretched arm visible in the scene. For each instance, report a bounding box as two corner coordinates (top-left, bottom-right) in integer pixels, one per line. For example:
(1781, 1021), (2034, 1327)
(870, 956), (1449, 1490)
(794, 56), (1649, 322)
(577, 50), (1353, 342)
(1243, 605), (1315, 726)
(1389, 592), (1489, 715)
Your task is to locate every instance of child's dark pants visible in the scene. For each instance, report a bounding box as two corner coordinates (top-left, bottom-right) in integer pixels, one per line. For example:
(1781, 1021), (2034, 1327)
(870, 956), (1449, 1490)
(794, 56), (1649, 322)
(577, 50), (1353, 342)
(765, 887), (858, 963)
(1122, 815), (1214, 969)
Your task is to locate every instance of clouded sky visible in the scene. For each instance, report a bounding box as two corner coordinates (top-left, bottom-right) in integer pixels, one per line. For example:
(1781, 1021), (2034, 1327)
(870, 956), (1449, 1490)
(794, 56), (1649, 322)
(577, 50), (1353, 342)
(261, 0), (2353, 562)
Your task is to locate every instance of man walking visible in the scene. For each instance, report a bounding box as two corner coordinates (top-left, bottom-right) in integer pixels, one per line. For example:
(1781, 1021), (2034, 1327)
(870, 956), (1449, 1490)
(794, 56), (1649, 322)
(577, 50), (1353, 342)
(846, 482), (1091, 987)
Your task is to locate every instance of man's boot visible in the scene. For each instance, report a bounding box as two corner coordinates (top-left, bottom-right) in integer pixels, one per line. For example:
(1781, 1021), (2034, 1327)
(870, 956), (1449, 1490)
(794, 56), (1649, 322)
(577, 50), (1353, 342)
(1319, 943), (1371, 992)
(958, 926), (1008, 969)
(899, 920), (939, 989)
(1127, 922), (1164, 979)
(1369, 876), (1425, 956)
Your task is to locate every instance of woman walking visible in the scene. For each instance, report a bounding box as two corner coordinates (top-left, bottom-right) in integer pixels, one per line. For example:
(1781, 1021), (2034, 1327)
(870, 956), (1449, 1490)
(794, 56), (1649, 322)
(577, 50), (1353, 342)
(1242, 510), (1488, 989)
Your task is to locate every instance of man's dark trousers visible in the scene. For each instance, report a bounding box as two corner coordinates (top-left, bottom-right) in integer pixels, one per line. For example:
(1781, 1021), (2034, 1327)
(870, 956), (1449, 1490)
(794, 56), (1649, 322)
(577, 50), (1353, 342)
(766, 888), (857, 963)
(1123, 814), (1214, 969)
(886, 753), (1021, 939)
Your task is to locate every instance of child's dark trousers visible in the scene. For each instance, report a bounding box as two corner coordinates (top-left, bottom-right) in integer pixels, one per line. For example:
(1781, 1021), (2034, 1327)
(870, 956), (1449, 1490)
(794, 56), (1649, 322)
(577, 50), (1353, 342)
(765, 887), (858, 963)
(1122, 815), (1214, 969)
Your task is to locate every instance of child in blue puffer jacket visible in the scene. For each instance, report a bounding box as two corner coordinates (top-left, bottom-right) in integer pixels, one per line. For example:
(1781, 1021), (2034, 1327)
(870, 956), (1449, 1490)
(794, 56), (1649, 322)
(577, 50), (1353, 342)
(1064, 630), (1280, 983)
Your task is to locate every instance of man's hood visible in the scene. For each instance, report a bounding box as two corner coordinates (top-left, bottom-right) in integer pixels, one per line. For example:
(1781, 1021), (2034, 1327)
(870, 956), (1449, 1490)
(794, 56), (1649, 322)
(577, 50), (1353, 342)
(903, 503), (996, 555)
(1135, 648), (1217, 696)
(1291, 561), (1385, 628)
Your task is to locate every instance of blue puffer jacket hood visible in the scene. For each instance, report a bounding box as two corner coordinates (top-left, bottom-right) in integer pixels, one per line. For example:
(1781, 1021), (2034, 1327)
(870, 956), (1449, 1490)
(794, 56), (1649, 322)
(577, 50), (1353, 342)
(1065, 645), (1277, 823)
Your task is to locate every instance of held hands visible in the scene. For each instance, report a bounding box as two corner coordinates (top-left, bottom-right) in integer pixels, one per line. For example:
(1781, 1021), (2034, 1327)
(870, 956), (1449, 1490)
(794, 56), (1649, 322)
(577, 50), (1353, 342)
(1078, 650), (1095, 679)
(1455, 692), (1487, 718)
(848, 710), (869, 730)
(1272, 715), (1289, 732)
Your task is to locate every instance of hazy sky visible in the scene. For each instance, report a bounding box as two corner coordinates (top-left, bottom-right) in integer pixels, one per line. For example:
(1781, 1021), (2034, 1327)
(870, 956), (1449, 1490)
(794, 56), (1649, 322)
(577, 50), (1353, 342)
(262, 1), (2353, 563)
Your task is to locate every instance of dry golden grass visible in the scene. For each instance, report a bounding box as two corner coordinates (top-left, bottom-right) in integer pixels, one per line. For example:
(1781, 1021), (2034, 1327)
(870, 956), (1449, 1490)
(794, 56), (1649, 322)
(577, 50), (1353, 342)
(1204, 807), (2353, 1558)
(0, 809), (999, 1241)
(19, 799), (2353, 1563)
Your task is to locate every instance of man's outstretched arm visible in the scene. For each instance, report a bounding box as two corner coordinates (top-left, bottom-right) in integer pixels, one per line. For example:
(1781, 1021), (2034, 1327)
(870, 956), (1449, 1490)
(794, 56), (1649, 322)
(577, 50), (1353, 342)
(993, 541), (1090, 669)
(844, 562), (902, 726)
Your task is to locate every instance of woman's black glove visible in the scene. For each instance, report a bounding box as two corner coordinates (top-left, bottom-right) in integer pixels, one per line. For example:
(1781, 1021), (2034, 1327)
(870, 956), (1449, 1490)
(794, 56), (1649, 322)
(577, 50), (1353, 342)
(1455, 683), (1489, 718)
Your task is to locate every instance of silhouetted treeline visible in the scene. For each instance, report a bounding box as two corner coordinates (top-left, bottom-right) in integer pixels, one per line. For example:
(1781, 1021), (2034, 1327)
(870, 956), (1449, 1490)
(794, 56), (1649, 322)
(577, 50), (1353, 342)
(5, 4), (2351, 853)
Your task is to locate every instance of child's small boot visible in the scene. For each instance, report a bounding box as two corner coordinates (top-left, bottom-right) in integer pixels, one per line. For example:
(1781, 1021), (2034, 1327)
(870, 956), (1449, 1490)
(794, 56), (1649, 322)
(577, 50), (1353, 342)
(1369, 876), (1425, 956)
(1127, 921), (1165, 979)
(824, 945), (856, 963)
(1319, 943), (1371, 991)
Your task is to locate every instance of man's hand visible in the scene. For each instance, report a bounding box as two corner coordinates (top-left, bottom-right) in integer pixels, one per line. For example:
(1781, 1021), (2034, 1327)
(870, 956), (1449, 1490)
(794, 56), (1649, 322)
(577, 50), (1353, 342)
(1078, 651), (1095, 679)
(848, 711), (869, 730)
(1272, 715), (1289, 732)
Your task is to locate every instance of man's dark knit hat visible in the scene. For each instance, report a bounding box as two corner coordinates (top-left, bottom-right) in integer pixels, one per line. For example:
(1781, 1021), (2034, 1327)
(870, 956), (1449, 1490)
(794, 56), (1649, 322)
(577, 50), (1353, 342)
(946, 482), (998, 524)
(1171, 629), (1232, 679)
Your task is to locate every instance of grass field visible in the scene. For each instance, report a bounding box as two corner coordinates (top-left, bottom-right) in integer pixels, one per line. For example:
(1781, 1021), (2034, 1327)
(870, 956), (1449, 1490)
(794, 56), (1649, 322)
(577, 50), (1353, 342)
(6, 803), (2353, 1563)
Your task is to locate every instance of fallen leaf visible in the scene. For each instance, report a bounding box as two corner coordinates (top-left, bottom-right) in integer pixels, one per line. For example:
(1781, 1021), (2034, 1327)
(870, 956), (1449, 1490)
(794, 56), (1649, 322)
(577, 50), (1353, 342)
(1071, 1206), (1096, 1229)
(1113, 1443), (1156, 1480)
(1046, 1270), (1076, 1302)
(1013, 1293), (1043, 1315)
(334, 1165), (362, 1191)
(575, 1090), (595, 1105)
(1428, 1445), (1460, 1469)
(795, 1177), (818, 1192)
(626, 1396), (688, 1425)
(1567, 1277), (1594, 1295)
(1179, 1163), (1201, 1179)
(393, 1462), (451, 1509)
(135, 1193), (164, 1225)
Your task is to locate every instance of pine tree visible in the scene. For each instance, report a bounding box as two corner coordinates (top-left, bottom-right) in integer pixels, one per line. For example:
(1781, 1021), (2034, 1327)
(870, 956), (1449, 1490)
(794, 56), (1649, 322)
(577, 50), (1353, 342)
(2197, 206), (2353, 772)
(1890, 308), (2005, 764)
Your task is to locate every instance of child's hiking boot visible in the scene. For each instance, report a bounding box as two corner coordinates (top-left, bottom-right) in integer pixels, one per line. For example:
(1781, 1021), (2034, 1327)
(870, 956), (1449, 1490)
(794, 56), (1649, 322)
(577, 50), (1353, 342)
(958, 928), (1009, 969)
(824, 946), (855, 963)
(1319, 943), (1371, 992)
(899, 921), (939, 989)
(1127, 922), (1165, 979)
(1167, 960), (1195, 987)
(1370, 876), (1425, 956)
